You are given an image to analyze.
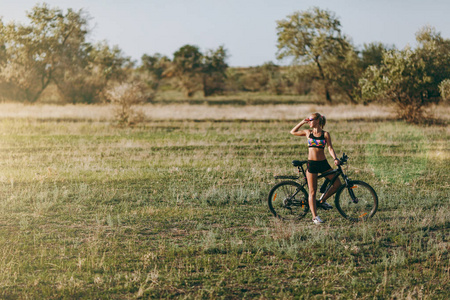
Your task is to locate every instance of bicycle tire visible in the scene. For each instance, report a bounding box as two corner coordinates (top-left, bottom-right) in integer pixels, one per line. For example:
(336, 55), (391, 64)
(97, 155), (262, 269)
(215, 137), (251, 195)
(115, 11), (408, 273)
(268, 181), (309, 221)
(334, 180), (378, 222)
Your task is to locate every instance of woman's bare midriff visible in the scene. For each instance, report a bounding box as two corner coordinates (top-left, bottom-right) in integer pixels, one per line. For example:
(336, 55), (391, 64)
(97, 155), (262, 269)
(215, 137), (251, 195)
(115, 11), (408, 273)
(308, 148), (327, 161)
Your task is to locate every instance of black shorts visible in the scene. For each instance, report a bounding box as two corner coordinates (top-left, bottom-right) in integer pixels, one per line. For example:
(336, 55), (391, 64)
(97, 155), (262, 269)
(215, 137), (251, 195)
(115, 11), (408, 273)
(307, 160), (332, 174)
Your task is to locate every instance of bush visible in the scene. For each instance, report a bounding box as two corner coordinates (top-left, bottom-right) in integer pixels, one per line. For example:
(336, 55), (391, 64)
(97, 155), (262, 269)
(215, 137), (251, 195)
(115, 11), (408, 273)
(439, 79), (450, 102)
(359, 26), (450, 123)
(104, 81), (146, 126)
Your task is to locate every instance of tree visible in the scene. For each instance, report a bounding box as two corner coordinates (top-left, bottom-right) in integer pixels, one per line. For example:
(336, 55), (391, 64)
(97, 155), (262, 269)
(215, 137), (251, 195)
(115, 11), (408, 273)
(414, 26), (450, 102)
(55, 41), (131, 103)
(167, 44), (229, 98)
(0, 4), (131, 104)
(202, 45), (228, 96)
(258, 62), (284, 95)
(360, 42), (391, 70)
(285, 65), (314, 95)
(170, 45), (203, 97)
(323, 41), (361, 103)
(276, 7), (349, 103)
(359, 26), (450, 123)
(140, 53), (171, 93)
(439, 79), (450, 101)
(239, 67), (270, 92)
(0, 3), (90, 102)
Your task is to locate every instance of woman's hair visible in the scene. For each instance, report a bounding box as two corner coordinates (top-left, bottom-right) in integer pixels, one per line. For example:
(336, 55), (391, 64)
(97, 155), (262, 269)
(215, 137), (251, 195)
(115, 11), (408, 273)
(312, 112), (326, 128)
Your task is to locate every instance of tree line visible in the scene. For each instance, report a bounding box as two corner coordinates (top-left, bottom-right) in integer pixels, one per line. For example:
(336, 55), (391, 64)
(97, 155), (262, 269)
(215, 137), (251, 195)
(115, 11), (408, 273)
(275, 7), (450, 122)
(0, 4), (449, 123)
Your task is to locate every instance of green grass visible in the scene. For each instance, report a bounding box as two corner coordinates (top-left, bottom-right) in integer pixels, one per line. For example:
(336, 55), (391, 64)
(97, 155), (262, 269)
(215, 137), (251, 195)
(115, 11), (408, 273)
(0, 115), (448, 299)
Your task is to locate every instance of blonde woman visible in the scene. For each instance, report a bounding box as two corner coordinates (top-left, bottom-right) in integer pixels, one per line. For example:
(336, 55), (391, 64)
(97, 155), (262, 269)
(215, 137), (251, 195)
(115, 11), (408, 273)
(290, 112), (341, 224)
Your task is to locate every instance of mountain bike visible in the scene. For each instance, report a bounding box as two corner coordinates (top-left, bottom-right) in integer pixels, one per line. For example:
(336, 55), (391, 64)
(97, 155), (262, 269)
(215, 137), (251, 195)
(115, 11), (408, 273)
(268, 153), (378, 222)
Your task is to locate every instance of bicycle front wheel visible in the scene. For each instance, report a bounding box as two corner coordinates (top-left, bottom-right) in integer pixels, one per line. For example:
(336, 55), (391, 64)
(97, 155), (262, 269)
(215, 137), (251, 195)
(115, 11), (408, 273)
(335, 180), (378, 222)
(268, 181), (309, 221)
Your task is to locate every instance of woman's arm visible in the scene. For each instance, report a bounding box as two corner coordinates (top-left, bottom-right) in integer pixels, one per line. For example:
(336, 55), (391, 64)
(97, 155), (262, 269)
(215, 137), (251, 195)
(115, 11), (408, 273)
(290, 119), (309, 136)
(325, 132), (340, 165)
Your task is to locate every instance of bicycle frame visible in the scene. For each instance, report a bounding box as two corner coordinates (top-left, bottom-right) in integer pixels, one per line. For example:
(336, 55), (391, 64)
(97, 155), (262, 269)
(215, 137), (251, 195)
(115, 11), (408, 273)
(295, 162), (354, 202)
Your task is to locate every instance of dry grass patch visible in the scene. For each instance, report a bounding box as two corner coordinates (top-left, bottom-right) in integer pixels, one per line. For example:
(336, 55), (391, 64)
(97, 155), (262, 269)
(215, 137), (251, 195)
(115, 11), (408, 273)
(0, 102), (448, 122)
(139, 103), (396, 120)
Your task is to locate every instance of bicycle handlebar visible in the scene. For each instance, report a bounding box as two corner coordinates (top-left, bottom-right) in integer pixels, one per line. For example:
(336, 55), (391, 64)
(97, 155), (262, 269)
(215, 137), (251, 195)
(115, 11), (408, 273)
(339, 153), (348, 165)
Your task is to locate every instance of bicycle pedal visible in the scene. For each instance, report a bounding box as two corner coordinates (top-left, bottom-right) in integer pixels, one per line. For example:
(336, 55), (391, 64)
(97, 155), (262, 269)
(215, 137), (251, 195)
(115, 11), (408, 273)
(317, 202), (333, 210)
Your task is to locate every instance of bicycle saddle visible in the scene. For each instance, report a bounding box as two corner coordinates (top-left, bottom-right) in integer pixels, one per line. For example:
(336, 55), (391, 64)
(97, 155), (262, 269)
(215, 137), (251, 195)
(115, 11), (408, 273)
(292, 160), (308, 167)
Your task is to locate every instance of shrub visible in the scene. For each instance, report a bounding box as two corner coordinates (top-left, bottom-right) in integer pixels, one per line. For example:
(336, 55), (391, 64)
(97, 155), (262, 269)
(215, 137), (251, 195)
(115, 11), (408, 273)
(104, 81), (146, 126)
(439, 79), (450, 102)
(359, 26), (450, 123)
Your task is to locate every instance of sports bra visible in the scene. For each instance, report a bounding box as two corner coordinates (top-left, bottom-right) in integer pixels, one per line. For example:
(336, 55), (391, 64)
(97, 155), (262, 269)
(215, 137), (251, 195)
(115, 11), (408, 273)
(308, 131), (327, 148)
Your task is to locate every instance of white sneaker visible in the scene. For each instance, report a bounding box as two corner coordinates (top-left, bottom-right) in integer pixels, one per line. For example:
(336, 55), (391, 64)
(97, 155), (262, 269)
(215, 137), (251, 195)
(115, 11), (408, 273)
(313, 216), (324, 224)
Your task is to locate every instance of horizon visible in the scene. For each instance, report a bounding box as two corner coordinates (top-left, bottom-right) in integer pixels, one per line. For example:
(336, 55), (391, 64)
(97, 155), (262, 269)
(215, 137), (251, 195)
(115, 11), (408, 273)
(1, 0), (449, 67)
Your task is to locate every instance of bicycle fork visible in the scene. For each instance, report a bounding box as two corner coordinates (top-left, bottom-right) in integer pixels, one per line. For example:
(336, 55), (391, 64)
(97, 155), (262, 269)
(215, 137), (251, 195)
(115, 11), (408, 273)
(343, 176), (359, 204)
(348, 185), (359, 203)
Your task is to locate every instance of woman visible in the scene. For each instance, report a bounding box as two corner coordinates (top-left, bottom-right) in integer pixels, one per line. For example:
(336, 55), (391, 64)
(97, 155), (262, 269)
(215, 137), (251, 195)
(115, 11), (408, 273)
(290, 112), (341, 224)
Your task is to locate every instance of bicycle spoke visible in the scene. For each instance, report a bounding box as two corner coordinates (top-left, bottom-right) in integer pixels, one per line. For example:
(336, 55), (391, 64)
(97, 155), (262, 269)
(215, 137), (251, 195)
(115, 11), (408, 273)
(268, 181), (309, 220)
(335, 181), (378, 222)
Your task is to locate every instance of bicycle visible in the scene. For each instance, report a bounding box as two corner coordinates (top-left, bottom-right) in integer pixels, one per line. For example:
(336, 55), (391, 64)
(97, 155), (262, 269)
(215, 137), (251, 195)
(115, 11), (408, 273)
(268, 153), (378, 222)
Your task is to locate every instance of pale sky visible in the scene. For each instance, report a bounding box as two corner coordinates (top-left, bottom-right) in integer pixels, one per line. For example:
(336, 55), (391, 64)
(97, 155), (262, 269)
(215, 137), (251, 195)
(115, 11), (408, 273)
(1, 0), (449, 67)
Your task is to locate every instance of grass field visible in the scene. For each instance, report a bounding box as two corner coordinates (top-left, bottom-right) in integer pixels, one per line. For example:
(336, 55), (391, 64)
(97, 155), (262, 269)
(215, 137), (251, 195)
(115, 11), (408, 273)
(0, 103), (448, 298)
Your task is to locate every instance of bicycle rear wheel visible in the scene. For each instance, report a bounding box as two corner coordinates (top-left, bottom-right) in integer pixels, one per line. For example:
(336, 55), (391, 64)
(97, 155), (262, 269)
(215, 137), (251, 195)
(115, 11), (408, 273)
(335, 180), (378, 222)
(268, 181), (309, 221)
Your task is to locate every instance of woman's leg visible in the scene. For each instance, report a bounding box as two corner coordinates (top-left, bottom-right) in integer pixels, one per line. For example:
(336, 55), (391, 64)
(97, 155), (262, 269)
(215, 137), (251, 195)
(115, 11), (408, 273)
(306, 170), (318, 218)
(320, 169), (341, 202)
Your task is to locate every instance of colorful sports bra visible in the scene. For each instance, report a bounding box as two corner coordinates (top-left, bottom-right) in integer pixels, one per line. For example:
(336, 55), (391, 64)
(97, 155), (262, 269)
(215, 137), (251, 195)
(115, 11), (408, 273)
(308, 131), (327, 148)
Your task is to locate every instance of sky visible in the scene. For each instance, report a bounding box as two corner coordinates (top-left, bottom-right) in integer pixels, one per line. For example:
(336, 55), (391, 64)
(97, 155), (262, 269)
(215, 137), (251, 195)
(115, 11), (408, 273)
(1, 0), (449, 67)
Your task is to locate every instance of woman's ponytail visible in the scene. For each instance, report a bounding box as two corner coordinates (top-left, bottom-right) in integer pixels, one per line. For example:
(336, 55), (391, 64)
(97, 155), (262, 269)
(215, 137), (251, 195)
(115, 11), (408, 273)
(312, 112), (326, 128)
(320, 114), (326, 128)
